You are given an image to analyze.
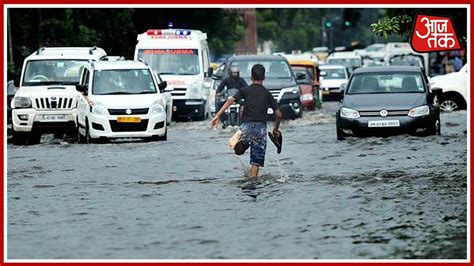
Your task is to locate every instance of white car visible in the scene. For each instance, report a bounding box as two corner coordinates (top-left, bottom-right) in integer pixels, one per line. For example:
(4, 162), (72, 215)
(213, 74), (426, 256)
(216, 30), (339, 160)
(319, 65), (350, 101)
(429, 64), (468, 112)
(76, 60), (172, 143)
(11, 47), (107, 145)
(326, 52), (362, 73)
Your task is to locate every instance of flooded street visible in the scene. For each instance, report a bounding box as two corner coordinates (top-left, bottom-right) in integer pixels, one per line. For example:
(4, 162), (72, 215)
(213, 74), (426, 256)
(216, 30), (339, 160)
(7, 103), (467, 259)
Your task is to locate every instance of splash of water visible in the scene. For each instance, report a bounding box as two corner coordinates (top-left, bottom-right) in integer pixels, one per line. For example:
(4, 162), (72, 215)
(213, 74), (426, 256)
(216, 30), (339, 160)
(275, 158), (290, 183)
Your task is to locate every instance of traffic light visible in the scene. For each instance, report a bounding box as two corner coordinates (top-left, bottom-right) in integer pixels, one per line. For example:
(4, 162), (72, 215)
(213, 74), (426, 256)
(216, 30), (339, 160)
(344, 21), (351, 27)
(325, 21), (332, 28)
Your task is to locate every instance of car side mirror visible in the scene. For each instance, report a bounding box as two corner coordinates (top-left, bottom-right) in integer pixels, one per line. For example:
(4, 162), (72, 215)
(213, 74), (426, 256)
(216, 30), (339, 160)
(296, 72), (307, 81)
(431, 87), (443, 96)
(212, 73), (223, 80)
(75, 84), (88, 95)
(206, 67), (213, 77)
(340, 84), (347, 100)
(158, 81), (167, 92)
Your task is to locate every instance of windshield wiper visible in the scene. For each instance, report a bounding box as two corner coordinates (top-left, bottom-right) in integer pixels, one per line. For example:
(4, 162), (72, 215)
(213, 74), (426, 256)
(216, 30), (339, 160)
(136, 91), (157, 94)
(99, 92), (134, 95)
(159, 72), (178, 75)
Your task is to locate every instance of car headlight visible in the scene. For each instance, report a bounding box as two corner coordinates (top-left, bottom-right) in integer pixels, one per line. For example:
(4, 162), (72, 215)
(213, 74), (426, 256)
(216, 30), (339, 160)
(187, 83), (201, 99)
(281, 86), (300, 95)
(13, 96), (32, 109)
(90, 101), (107, 115)
(151, 100), (165, 114)
(408, 105), (430, 117)
(340, 107), (360, 119)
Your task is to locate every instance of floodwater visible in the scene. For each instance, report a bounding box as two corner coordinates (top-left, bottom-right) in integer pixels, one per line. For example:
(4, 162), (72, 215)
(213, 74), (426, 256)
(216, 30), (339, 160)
(6, 103), (467, 259)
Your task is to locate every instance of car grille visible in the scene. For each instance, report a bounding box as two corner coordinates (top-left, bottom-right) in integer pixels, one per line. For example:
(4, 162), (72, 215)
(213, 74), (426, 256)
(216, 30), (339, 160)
(268, 89), (281, 99)
(359, 110), (409, 117)
(108, 108), (149, 115)
(34, 97), (75, 110)
(109, 119), (149, 132)
(171, 87), (187, 97)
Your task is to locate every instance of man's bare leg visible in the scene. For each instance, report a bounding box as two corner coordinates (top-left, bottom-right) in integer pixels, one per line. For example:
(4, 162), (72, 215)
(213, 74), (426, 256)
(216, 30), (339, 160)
(250, 165), (259, 177)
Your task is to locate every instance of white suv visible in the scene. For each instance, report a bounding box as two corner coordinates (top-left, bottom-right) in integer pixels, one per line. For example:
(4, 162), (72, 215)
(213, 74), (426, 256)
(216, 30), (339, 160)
(429, 64), (468, 112)
(76, 59), (172, 143)
(11, 47), (107, 145)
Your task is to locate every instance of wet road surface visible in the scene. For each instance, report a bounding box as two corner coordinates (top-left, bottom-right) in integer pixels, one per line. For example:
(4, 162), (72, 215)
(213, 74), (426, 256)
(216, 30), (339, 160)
(7, 103), (467, 259)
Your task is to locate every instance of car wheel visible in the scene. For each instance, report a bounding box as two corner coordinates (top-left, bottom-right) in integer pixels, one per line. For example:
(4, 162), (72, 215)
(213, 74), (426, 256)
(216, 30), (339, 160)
(440, 96), (461, 112)
(85, 121), (93, 144)
(12, 129), (27, 145)
(29, 130), (41, 145)
(336, 122), (346, 141)
(78, 125), (87, 144)
(158, 127), (168, 141)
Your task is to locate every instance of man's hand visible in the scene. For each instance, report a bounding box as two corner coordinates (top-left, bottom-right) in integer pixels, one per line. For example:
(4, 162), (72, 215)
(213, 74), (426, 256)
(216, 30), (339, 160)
(211, 116), (220, 129)
(272, 128), (280, 138)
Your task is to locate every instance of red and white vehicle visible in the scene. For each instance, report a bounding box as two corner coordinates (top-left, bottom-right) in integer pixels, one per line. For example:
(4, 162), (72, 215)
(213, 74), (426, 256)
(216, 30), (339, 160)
(134, 28), (213, 121)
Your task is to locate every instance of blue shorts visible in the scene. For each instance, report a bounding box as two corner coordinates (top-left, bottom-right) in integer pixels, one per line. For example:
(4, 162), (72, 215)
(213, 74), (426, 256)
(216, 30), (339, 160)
(240, 122), (267, 167)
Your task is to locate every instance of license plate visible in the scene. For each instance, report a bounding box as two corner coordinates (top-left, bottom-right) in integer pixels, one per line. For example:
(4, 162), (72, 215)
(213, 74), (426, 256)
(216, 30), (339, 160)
(322, 91), (330, 95)
(117, 117), (141, 123)
(368, 120), (400, 128)
(267, 108), (274, 114)
(43, 114), (66, 121)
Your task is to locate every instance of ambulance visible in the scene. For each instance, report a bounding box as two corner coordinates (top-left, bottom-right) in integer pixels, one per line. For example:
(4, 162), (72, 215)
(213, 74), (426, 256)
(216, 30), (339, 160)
(134, 28), (213, 121)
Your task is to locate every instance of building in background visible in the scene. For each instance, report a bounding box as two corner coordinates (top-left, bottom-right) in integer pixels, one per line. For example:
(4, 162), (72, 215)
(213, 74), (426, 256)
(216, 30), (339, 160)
(233, 8), (258, 55)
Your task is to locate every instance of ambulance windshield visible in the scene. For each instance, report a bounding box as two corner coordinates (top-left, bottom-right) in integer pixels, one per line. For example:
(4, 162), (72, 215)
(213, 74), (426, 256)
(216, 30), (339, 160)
(137, 49), (200, 75)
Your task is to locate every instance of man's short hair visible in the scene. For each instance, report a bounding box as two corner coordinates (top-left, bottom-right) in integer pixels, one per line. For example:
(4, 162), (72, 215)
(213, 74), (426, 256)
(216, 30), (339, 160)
(251, 64), (265, 81)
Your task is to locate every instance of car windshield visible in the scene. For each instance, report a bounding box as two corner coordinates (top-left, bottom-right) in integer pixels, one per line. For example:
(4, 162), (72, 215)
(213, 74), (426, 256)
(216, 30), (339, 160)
(327, 58), (361, 68)
(93, 69), (156, 95)
(230, 60), (293, 79)
(366, 45), (385, 52)
(347, 72), (425, 94)
(291, 66), (313, 84)
(389, 55), (423, 68)
(321, 68), (346, 80)
(22, 60), (88, 86)
(137, 49), (200, 75)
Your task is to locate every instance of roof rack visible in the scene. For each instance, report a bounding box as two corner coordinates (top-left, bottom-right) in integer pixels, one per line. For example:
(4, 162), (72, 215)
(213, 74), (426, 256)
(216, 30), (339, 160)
(89, 46), (97, 55)
(137, 58), (149, 66)
(100, 56), (125, 61)
(36, 47), (46, 55)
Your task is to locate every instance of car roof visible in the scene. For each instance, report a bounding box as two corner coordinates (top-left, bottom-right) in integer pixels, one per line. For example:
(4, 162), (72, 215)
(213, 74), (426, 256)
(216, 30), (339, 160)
(93, 60), (149, 70)
(231, 55), (287, 61)
(288, 60), (318, 67)
(26, 47), (106, 60)
(352, 66), (422, 74)
(320, 64), (346, 69)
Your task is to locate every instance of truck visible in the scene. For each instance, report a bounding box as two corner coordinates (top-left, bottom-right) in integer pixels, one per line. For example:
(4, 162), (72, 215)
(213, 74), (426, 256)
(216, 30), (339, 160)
(134, 28), (214, 121)
(11, 47), (107, 145)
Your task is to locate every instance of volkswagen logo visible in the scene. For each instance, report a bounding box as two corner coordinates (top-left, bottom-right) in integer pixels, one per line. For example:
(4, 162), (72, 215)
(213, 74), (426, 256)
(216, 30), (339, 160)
(125, 109), (132, 115)
(380, 109), (388, 117)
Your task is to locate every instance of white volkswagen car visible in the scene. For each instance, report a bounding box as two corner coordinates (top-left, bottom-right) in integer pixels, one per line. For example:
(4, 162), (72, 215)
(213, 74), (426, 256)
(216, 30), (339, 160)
(76, 60), (172, 143)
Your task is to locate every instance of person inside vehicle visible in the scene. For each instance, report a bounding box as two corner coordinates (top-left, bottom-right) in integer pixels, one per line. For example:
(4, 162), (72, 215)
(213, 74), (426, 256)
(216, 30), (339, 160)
(211, 64), (282, 178)
(215, 66), (248, 127)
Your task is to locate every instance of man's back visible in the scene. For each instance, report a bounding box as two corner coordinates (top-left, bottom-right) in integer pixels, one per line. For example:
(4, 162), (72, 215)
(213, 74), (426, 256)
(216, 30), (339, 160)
(234, 84), (278, 123)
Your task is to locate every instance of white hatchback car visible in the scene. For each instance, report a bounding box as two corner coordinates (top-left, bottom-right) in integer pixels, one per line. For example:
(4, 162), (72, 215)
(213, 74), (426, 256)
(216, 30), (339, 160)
(76, 60), (172, 143)
(429, 64), (468, 112)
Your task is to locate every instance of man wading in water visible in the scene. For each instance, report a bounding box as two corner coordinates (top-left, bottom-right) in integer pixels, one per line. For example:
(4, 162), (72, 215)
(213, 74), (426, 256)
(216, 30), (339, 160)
(211, 64), (282, 177)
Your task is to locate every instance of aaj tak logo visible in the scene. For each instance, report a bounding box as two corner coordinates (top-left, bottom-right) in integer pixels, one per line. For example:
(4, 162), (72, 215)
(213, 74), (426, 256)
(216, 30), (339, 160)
(411, 14), (462, 52)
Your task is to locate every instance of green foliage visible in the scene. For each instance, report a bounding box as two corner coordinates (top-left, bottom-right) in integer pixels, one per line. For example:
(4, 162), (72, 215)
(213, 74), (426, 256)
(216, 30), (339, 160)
(370, 15), (412, 39)
(8, 8), (245, 80)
